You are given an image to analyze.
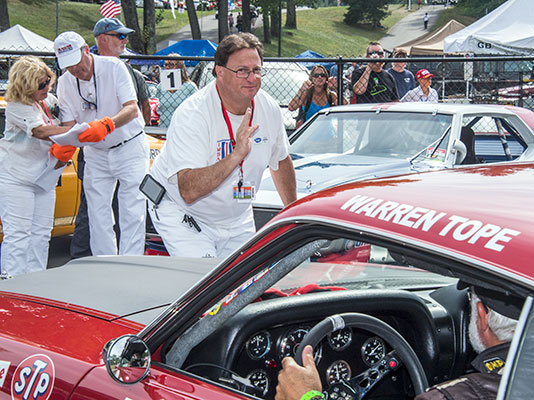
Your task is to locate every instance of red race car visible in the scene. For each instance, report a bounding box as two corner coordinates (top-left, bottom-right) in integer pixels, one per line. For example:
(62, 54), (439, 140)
(1, 162), (533, 400)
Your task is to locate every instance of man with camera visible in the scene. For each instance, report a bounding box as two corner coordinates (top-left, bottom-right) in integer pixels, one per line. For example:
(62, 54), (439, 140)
(351, 42), (399, 104)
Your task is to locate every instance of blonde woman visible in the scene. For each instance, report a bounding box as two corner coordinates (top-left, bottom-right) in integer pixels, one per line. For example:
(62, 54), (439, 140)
(156, 54), (198, 128)
(289, 65), (341, 128)
(0, 56), (76, 278)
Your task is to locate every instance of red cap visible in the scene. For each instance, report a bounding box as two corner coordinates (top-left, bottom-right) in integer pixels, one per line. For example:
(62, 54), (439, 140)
(416, 69), (434, 80)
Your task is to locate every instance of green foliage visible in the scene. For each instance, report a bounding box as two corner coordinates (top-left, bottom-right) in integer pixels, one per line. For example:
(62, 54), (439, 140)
(344, 0), (391, 28)
(456, 0), (506, 18)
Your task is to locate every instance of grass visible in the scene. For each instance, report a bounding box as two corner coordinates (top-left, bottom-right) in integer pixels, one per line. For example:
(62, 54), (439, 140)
(257, 4), (411, 57)
(6, 0), (192, 47)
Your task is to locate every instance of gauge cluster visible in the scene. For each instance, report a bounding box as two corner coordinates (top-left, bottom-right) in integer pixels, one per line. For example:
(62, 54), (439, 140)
(236, 325), (391, 398)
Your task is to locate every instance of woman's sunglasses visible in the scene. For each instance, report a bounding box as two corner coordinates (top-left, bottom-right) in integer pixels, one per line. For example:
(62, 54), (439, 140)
(38, 77), (51, 91)
(313, 73), (327, 78)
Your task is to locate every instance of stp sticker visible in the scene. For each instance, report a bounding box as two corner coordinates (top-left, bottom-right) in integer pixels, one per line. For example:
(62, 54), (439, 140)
(11, 354), (55, 400)
(0, 360), (11, 388)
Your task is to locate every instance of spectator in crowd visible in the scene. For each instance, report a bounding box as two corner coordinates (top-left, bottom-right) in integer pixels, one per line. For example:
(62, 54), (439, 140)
(54, 31), (149, 256)
(275, 284), (520, 400)
(228, 13), (234, 32)
(236, 13), (243, 32)
(149, 65), (161, 83)
(147, 33), (296, 258)
(69, 18), (152, 259)
(352, 42), (399, 103)
(156, 54), (198, 128)
(0, 56), (76, 278)
(387, 49), (417, 99)
(424, 12), (429, 29)
(401, 69), (439, 103)
(289, 65), (340, 129)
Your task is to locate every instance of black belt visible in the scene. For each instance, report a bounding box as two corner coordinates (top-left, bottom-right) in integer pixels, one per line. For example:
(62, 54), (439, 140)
(109, 131), (143, 149)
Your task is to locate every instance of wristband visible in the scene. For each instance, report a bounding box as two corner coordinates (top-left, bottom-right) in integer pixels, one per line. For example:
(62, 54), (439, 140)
(300, 390), (324, 400)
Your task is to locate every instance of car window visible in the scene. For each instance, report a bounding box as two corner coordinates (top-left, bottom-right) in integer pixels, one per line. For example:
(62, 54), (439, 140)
(290, 111), (452, 160)
(501, 297), (534, 399)
(463, 115), (526, 163)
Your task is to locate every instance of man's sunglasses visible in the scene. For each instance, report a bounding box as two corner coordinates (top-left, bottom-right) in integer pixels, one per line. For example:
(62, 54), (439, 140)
(104, 32), (128, 40)
(38, 77), (51, 91)
(313, 73), (327, 78)
(367, 51), (385, 56)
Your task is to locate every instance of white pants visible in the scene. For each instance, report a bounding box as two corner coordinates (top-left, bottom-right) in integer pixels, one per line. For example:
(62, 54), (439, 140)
(0, 169), (55, 276)
(83, 134), (149, 255)
(148, 196), (255, 258)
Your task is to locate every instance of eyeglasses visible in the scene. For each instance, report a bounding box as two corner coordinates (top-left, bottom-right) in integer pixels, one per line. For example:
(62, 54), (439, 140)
(367, 51), (385, 57)
(38, 77), (51, 91)
(312, 73), (327, 78)
(104, 32), (128, 40)
(164, 62), (178, 68)
(223, 66), (265, 79)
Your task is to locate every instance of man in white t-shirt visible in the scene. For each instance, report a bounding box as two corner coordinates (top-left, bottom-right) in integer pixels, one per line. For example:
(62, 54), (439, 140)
(148, 33), (296, 258)
(54, 31), (149, 256)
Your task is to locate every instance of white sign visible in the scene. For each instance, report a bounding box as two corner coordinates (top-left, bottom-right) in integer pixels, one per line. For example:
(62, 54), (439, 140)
(0, 360), (11, 387)
(160, 69), (182, 91)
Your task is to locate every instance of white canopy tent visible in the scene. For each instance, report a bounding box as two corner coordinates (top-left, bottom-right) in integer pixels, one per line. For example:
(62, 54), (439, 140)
(444, 0), (534, 55)
(0, 25), (54, 52)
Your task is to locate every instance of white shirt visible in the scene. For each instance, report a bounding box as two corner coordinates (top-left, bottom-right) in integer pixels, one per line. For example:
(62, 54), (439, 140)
(150, 80), (290, 226)
(401, 85), (439, 103)
(0, 94), (60, 184)
(57, 54), (144, 149)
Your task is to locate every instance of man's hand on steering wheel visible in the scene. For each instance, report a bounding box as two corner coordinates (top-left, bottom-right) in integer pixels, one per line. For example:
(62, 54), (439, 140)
(275, 345), (322, 400)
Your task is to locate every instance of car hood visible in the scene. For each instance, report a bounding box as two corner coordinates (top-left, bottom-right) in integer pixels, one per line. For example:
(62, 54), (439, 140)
(0, 255), (219, 325)
(254, 153), (414, 209)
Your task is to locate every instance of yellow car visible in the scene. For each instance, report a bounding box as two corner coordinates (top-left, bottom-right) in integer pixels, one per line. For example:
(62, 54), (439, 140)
(0, 134), (164, 242)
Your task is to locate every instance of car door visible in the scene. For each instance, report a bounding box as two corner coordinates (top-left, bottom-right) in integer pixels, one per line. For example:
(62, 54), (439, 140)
(70, 363), (254, 400)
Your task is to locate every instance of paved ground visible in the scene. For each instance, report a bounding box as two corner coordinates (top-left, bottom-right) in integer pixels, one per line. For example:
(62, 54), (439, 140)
(379, 4), (447, 51)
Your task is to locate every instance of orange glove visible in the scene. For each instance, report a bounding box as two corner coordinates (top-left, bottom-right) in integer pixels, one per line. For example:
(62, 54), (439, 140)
(78, 117), (115, 143)
(50, 144), (77, 162)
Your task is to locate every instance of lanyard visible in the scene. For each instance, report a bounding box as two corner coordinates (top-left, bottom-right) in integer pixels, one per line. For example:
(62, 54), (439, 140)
(35, 100), (53, 125)
(216, 84), (255, 186)
(76, 63), (98, 109)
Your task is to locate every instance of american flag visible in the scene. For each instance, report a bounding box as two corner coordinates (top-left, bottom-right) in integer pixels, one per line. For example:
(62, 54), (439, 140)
(100, 0), (121, 19)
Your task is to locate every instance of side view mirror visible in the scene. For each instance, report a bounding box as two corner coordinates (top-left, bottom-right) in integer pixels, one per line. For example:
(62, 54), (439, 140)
(103, 335), (151, 384)
(452, 139), (467, 165)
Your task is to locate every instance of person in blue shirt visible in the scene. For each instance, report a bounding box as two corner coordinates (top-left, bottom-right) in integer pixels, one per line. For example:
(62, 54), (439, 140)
(387, 49), (416, 99)
(289, 65), (340, 128)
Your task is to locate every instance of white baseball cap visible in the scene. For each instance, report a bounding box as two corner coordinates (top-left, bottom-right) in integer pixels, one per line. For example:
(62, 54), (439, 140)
(54, 31), (86, 69)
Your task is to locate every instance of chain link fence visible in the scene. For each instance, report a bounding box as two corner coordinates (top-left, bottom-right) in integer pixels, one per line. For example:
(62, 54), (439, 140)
(1, 51), (534, 135)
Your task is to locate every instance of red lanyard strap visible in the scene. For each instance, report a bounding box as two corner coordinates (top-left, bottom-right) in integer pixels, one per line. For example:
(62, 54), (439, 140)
(216, 84), (255, 181)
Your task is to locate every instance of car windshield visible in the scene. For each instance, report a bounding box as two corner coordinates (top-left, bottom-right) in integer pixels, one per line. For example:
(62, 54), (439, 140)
(290, 111), (453, 161)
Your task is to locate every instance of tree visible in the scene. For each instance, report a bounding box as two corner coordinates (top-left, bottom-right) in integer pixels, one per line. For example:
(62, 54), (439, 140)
(285, 0), (296, 29)
(122, 0), (145, 53)
(143, 0), (157, 54)
(218, 0), (229, 42)
(242, 0), (252, 32)
(344, 0), (391, 28)
(0, 0), (10, 32)
(185, 0), (201, 39)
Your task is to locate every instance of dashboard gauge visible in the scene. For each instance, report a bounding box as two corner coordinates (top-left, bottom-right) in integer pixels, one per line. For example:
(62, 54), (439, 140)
(246, 331), (271, 359)
(279, 327), (322, 364)
(279, 328), (309, 359)
(246, 369), (269, 395)
(361, 337), (386, 367)
(326, 360), (352, 385)
(328, 328), (352, 351)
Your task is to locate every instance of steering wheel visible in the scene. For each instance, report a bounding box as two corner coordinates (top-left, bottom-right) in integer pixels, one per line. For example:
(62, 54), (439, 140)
(295, 313), (428, 400)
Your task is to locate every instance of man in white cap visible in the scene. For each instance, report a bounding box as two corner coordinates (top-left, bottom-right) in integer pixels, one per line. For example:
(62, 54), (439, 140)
(54, 31), (149, 256)
(69, 19), (151, 259)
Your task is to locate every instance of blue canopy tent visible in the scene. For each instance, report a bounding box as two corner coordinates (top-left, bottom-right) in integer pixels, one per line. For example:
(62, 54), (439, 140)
(295, 50), (334, 71)
(154, 39), (218, 67)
